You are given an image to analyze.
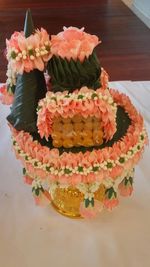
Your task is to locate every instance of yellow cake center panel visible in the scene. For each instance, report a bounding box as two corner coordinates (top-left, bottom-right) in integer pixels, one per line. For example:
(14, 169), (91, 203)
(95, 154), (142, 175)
(51, 115), (103, 148)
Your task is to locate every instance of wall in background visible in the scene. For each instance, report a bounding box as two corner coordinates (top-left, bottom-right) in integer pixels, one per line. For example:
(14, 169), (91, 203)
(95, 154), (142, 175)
(122, 0), (150, 28)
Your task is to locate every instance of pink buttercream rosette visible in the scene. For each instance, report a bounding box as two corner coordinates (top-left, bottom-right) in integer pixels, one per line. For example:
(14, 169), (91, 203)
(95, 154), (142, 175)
(0, 84), (14, 105)
(51, 26), (101, 61)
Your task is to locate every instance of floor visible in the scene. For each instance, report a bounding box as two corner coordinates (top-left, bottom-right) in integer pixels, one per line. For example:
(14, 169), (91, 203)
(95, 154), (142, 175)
(0, 0), (150, 82)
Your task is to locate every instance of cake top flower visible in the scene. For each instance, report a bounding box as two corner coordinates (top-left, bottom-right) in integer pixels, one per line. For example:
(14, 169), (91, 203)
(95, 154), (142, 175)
(51, 26), (101, 61)
(6, 28), (51, 74)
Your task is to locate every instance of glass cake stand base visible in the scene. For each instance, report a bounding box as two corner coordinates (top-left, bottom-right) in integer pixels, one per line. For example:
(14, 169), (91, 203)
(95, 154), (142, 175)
(50, 185), (106, 218)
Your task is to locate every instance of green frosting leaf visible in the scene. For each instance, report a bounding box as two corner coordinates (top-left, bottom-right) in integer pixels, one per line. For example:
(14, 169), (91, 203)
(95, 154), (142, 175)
(35, 188), (39, 196)
(129, 176), (133, 185)
(106, 187), (114, 199)
(23, 168), (26, 175)
(85, 198), (90, 208)
(90, 198), (94, 207)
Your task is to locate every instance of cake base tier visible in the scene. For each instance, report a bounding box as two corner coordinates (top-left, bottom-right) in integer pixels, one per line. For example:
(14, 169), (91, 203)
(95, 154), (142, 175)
(9, 89), (147, 219)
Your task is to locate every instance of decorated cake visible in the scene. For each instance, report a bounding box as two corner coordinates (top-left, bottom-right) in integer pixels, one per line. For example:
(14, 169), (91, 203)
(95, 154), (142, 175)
(0, 10), (148, 219)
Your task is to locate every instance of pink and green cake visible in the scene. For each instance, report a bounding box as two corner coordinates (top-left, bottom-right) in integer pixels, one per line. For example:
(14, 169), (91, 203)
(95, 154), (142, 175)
(0, 10), (148, 218)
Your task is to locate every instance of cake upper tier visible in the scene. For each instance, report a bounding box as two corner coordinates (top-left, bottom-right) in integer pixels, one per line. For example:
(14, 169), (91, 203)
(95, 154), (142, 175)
(47, 27), (102, 92)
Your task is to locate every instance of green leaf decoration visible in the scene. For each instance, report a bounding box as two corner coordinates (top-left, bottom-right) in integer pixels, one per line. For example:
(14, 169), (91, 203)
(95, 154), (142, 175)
(64, 168), (72, 174)
(90, 198), (94, 207)
(78, 166), (83, 172)
(41, 187), (44, 193)
(92, 166), (99, 172)
(7, 84), (16, 94)
(107, 162), (113, 169)
(35, 188), (39, 196)
(13, 140), (16, 145)
(124, 177), (128, 186)
(106, 187), (114, 199)
(82, 57), (96, 81)
(91, 93), (98, 99)
(53, 57), (60, 82)
(76, 59), (90, 85)
(85, 198), (90, 208)
(61, 58), (73, 85)
(55, 56), (66, 83)
(77, 94), (84, 99)
(119, 157), (125, 164)
(32, 186), (44, 195)
(11, 51), (17, 59)
(46, 166), (51, 172)
(69, 58), (80, 86)
(129, 176), (133, 185)
(23, 168), (26, 175)
(47, 51), (101, 92)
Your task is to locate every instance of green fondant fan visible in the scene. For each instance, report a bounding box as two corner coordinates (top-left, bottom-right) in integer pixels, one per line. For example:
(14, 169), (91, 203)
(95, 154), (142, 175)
(7, 9), (47, 133)
(47, 52), (101, 93)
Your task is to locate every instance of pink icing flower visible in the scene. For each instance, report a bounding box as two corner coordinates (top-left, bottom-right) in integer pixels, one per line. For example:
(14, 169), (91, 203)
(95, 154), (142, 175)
(119, 182), (133, 197)
(82, 173), (96, 183)
(0, 84), (14, 105)
(51, 26), (100, 61)
(100, 68), (109, 90)
(103, 198), (119, 211)
(34, 191), (51, 206)
(34, 168), (47, 180)
(23, 175), (33, 185)
(69, 174), (82, 186)
(104, 187), (119, 211)
(6, 31), (23, 50)
(96, 171), (104, 181)
(110, 165), (124, 180)
(118, 176), (133, 197)
(79, 200), (103, 219)
(25, 162), (35, 176)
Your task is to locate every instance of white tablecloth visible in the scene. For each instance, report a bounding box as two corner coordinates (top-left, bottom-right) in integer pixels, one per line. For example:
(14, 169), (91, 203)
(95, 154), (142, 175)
(0, 81), (150, 267)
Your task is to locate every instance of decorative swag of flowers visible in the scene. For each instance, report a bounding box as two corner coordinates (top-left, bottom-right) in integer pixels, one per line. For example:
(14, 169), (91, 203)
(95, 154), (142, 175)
(6, 28), (51, 74)
(0, 28), (51, 105)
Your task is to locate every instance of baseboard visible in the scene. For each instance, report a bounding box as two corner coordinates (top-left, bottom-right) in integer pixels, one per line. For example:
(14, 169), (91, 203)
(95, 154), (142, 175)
(122, 0), (150, 28)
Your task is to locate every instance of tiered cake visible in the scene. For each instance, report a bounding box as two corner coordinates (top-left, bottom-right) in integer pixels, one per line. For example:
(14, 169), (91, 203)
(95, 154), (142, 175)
(0, 10), (148, 218)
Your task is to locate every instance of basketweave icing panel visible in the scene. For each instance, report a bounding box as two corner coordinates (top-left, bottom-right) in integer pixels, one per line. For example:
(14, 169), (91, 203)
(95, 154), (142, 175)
(51, 115), (103, 148)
